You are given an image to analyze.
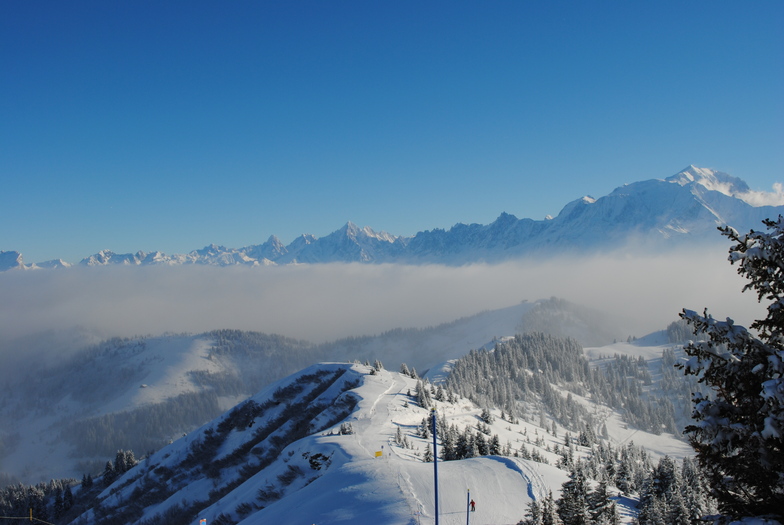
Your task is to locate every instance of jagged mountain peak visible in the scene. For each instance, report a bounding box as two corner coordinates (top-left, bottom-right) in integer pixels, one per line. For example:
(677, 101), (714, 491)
(337, 220), (363, 239)
(266, 234), (284, 247)
(36, 258), (72, 269)
(336, 221), (398, 243)
(192, 243), (229, 256)
(493, 211), (519, 225)
(0, 250), (24, 271)
(667, 165), (751, 197)
(80, 249), (146, 266)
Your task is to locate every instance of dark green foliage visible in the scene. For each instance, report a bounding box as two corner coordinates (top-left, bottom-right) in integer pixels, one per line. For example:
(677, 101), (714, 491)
(588, 481), (619, 525)
(557, 465), (591, 525)
(415, 379), (432, 409)
(480, 407), (495, 424)
(257, 483), (283, 503)
(277, 464), (303, 486)
(303, 452), (332, 471)
(211, 513), (238, 525)
(235, 501), (253, 517)
(423, 443), (433, 463)
(446, 332), (684, 435)
(678, 218), (784, 522)
(635, 456), (714, 525)
(0, 478), (80, 523)
(666, 319), (694, 344)
(63, 390), (223, 458)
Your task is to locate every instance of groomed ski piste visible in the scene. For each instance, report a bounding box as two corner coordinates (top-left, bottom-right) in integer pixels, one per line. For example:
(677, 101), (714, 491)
(231, 365), (568, 525)
(76, 361), (692, 525)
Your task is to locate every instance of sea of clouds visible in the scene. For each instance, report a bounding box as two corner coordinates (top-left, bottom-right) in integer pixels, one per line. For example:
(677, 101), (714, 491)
(0, 246), (764, 359)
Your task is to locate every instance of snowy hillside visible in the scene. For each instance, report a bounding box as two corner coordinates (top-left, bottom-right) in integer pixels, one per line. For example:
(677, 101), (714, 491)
(0, 299), (637, 487)
(0, 297), (655, 493)
(0, 332), (320, 486)
(52, 362), (692, 525)
(5, 166), (782, 268)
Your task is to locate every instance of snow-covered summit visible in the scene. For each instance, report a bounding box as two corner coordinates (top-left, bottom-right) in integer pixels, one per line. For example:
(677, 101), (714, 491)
(0, 250), (24, 271)
(667, 165), (784, 208)
(668, 165), (750, 197)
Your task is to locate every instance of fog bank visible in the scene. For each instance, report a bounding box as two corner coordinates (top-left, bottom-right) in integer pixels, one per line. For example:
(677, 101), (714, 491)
(0, 248), (764, 351)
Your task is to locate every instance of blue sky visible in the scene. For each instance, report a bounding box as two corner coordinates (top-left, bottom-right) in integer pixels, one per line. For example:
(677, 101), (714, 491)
(3, 1), (783, 264)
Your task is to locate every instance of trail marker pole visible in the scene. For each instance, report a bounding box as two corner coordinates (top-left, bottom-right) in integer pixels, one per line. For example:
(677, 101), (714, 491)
(431, 408), (439, 525)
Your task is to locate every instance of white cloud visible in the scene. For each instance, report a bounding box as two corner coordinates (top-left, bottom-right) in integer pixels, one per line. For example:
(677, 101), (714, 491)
(738, 183), (784, 207)
(0, 248), (765, 356)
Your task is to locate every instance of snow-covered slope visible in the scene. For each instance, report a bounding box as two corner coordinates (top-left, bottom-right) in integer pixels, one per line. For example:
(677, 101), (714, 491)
(63, 363), (690, 525)
(0, 299), (639, 486)
(0, 332), (319, 485)
(6, 166), (782, 268)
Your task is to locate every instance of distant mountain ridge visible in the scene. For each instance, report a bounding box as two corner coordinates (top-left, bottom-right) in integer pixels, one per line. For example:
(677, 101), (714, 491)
(3, 166), (782, 270)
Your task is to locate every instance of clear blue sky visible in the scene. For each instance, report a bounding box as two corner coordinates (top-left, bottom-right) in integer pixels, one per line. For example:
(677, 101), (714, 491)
(2, 0), (783, 263)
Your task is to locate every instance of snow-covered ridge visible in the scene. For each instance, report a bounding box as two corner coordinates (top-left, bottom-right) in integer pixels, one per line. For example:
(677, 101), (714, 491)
(3, 166), (782, 269)
(667, 164), (784, 207)
(61, 361), (691, 524)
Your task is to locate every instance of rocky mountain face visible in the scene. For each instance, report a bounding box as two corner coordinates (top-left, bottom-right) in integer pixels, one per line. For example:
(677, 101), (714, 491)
(6, 166), (782, 269)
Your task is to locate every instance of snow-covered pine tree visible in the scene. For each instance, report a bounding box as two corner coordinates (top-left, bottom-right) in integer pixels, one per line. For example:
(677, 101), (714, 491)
(418, 417), (430, 439)
(636, 455), (690, 525)
(102, 460), (116, 487)
(680, 456), (716, 522)
(587, 481), (619, 525)
(63, 485), (74, 512)
(542, 490), (561, 525)
(557, 464), (591, 525)
(678, 217), (784, 522)
(489, 434), (502, 455)
(520, 499), (543, 525)
(480, 407), (495, 424)
(53, 488), (64, 519)
(423, 443), (433, 463)
(415, 379), (432, 409)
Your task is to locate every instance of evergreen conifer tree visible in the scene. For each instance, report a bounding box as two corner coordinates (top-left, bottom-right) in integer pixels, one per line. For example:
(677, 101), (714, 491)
(423, 443), (433, 463)
(678, 218), (784, 522)
(521, 498), (543, 525)
(53, 488), (64, 519)
(557, 465), (591, 525)
(63, 485), (74, 512)
(541, 490), (561, 525)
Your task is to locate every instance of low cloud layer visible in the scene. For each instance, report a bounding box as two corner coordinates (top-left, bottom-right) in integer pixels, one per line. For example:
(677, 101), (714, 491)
(0, 247), (765, 355)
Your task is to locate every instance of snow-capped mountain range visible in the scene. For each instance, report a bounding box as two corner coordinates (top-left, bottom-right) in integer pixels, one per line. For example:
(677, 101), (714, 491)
(3, 166), (782, 270)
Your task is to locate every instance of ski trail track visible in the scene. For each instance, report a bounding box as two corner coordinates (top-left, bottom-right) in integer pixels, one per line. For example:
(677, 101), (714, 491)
(354, 373), (425, 523)
(380, 376), (427, 523)
(516, 457), (549, 501)
(337, 370), (559, 524)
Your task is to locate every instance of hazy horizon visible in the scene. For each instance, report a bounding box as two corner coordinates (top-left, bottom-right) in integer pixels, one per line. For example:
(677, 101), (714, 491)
(0, 246), (764, 357)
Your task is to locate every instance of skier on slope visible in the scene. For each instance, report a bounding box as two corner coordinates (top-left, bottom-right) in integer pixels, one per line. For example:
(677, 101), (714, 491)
(470, 499), (475, 511)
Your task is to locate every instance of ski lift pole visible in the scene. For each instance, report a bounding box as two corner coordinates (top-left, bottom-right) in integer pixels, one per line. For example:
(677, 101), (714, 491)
(431, 408), (439, 525)
(466, 489), (470, 525)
